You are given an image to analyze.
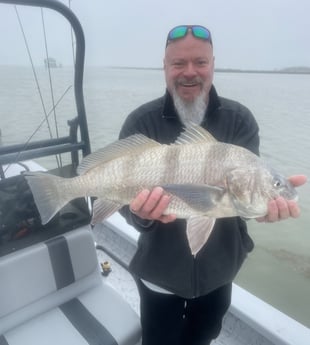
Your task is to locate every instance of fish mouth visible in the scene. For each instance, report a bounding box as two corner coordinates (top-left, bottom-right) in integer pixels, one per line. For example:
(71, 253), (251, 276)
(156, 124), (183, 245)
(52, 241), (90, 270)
(282, 191), (298, 202)
(291, 194), (299, 202)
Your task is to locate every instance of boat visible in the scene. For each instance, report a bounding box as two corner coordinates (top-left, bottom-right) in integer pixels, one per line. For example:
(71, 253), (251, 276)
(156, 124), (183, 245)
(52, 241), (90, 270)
(0, 1), (309, 344)
(44, 57), (61, 68)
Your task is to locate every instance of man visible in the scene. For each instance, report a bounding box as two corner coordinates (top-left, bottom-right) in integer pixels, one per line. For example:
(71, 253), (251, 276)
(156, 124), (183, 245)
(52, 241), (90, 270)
(119, 25), (306, 345)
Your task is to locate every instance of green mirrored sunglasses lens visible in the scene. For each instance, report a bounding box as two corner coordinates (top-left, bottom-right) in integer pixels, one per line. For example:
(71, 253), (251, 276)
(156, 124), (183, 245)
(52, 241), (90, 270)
(169, 26), (188, 40)
(192, 26), (210, 39)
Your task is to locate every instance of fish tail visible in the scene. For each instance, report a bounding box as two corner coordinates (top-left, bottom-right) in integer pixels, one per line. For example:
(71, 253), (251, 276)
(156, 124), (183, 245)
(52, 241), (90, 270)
(25, 172), (70, 225)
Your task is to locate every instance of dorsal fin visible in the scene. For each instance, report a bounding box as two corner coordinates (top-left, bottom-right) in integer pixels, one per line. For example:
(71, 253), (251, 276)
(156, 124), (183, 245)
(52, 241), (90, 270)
(175, 125), (217, 145)
(77, 134), (160, 175)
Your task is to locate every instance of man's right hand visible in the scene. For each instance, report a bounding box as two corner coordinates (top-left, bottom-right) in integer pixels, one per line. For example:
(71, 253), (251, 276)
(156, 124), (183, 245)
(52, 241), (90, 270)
(129, 187), (176, 224)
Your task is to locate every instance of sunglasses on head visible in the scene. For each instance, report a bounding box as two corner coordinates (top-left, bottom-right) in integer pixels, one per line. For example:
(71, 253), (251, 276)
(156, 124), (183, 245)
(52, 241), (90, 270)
(166, 25), (212, 47)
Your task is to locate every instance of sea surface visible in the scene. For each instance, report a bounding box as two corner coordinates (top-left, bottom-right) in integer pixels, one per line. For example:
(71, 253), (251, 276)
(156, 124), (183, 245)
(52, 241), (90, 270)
(0, 66), (309, 327)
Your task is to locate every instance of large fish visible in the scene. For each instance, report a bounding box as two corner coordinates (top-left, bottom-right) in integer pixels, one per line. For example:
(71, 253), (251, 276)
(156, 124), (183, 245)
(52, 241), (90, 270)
(25, 126), (297, 255)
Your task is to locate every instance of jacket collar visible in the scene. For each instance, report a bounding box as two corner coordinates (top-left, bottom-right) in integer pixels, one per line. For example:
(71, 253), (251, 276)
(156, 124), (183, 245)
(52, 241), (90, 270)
(162, 85), (221, 120)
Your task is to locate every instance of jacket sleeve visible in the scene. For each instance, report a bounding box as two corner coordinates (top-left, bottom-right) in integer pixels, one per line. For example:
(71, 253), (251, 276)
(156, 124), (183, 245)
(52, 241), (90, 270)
(231, 104), (260, 156)
(119, 205), (158, 233)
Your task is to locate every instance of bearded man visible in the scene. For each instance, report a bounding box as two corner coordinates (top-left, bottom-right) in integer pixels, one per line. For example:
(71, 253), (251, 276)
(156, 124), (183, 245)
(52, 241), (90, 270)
(119, 25), (305, 345)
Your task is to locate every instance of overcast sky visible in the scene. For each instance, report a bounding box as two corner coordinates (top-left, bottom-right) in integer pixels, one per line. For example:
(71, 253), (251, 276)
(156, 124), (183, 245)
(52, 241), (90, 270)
(0, 0), (309, 70)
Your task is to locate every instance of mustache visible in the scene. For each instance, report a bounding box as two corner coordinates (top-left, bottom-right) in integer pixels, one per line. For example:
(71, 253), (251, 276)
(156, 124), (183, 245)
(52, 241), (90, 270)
(175, 77), (203, 86)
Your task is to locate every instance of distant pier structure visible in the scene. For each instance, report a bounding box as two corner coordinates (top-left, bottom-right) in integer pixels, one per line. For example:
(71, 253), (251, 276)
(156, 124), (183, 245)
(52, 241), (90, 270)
(44, 57), (62, 68)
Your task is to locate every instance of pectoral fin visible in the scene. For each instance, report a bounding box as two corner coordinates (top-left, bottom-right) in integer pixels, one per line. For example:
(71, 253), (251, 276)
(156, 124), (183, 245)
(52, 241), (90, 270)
(162, 184), (225, 213)
(186, 216), (216, 255)
(91, 199), (122, 225)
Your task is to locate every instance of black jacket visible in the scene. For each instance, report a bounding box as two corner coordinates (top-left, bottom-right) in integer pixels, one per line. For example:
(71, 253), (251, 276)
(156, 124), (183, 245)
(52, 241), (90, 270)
(119, 85), (260, 298)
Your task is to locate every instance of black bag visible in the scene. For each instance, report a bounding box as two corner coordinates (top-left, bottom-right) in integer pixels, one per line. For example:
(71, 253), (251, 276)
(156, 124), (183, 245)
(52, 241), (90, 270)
(0, 171), (91, 256)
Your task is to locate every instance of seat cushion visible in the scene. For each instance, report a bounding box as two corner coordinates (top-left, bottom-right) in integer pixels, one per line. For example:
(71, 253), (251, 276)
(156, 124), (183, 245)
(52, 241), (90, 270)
(1, 284), (141, 345)
(0, 228), (101, 334)
(0, 228), (141, 344)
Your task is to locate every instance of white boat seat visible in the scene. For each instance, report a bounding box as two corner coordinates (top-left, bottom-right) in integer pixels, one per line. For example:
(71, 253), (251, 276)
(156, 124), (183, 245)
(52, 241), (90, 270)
(0, 228), (141, 345)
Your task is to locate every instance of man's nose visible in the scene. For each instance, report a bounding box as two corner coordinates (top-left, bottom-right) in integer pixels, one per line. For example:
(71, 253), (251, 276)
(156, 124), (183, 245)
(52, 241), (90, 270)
(183, 62), (197, 77)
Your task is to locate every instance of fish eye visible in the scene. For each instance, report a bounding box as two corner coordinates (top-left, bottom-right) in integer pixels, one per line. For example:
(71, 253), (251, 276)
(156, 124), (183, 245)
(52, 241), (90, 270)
(273, 179), (282, 188)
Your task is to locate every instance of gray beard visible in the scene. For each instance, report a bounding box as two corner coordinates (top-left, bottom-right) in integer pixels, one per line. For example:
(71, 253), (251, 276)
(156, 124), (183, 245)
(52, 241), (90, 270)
(172, 89), (208, 127)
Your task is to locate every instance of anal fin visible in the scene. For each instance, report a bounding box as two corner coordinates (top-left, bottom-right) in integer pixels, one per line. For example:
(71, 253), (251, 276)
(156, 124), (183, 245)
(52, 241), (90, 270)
(186, 216), (216, 256)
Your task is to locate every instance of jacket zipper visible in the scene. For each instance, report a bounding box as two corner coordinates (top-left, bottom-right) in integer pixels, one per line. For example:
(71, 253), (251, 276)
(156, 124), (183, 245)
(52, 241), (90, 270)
(192, 254), (198, 298)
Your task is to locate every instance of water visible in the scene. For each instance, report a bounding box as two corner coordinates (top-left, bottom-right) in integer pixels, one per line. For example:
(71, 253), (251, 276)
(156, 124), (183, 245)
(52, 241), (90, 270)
(0, 66), (309, 327)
